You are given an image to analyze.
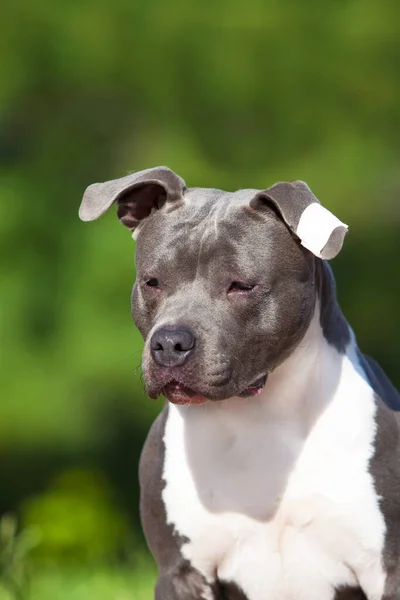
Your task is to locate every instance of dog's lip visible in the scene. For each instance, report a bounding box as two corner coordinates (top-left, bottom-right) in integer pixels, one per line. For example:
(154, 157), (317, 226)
(162, 380), (208, 406)
(159, 374), (268, 404)
(237, 375), (268, 398)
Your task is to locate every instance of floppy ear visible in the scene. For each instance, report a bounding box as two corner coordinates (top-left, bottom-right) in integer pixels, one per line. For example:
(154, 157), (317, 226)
(250, 181), (348, 260)
(79, 166), (186, 237)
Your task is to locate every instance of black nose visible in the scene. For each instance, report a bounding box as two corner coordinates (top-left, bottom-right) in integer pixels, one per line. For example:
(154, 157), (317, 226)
(150, 327), (196, 368)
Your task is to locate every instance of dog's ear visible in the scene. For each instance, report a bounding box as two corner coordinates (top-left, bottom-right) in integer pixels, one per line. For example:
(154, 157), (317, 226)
(250, 181), (348, 260)
(79, 166), (186, 237)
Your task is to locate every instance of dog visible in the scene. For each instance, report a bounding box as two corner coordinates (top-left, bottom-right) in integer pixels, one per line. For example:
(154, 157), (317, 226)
(80, 167), (400, 600)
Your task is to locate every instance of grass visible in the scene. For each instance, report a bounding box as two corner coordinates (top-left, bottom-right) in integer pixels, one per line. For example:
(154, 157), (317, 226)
(0, 513), (157, 600)
(0, 566), (157, 600)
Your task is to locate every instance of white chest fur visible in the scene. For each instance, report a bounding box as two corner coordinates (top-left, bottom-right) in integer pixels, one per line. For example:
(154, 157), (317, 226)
(162, 319), (386, 600)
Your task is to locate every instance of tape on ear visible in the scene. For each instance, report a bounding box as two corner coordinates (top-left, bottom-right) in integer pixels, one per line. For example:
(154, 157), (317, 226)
(296, 203), (348, 260)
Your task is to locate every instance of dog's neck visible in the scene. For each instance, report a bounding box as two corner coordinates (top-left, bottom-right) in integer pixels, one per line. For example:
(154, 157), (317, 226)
(255, 263), (351, 424)
(167, 268), (361, 521)
(168, 274), (357, 520)
(315, 259), (350, 354)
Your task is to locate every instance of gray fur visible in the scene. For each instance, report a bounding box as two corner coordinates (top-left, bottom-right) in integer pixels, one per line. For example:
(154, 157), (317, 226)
(369, 397), (400, 599)
(334, 588), (367, 599)
(79, 166), (186, 223)
(357, 351), (400, 598)
(139, 404), (217, 599)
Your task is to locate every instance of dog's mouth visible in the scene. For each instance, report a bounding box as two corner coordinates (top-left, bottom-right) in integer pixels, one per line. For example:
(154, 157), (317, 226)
(237, 375), (267, 398)
(162, 381), (209, 406)
(161, 375), (267, 405)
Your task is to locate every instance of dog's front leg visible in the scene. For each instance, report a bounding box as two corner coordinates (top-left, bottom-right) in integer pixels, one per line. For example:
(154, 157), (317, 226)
(140, 407), (220, 600)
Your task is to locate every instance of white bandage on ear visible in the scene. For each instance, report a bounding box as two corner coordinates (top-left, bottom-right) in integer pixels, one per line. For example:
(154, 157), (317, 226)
(296, 203), (348, 260)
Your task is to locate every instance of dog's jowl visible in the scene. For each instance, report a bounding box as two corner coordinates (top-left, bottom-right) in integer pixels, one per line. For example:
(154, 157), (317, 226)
(80, 167), (400, 600)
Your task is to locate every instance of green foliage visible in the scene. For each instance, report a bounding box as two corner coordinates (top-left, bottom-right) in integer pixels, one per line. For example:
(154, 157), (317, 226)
(21, 469), (129, 565)
(0, 565), (156, 600)
(0, 514), (40, 600)
(0, 0), (399, 596)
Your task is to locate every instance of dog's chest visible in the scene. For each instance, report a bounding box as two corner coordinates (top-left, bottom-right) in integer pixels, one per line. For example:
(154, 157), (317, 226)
(162, 360), (386, 600)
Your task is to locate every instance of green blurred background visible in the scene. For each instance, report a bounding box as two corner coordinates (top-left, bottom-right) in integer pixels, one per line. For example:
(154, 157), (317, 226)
(1, 0), (399, 597)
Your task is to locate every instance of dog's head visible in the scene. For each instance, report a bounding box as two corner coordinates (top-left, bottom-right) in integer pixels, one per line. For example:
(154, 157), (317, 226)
(80, 167), (348, 405)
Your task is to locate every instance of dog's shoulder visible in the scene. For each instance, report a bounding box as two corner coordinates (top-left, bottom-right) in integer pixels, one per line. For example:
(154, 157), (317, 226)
(363, 353), (400, 586)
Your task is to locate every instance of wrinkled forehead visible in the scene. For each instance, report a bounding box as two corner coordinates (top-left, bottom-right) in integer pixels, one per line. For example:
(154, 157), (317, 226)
(135, 187), (295, 274)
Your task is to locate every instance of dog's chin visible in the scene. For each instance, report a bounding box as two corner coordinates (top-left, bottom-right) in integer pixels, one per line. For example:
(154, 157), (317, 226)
(147, 375), (268, 406)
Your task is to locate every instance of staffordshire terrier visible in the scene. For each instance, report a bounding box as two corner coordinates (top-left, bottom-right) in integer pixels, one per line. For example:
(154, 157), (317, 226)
(80, 167), (400, 600)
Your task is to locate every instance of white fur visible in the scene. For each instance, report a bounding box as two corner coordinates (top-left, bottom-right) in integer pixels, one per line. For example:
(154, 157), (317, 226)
(296, 203), (348, 258)
(161, 310), (386, 600)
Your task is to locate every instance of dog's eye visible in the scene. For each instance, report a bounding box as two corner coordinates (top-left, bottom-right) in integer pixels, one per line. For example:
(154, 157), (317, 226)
(228, 282), (255, 293)
(145, 278), (160, 288)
